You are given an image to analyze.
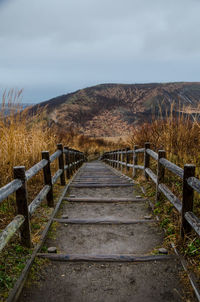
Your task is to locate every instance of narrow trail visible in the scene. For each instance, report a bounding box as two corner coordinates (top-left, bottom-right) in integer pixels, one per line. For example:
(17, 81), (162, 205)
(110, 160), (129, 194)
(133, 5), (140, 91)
(20, 161), (189, 302)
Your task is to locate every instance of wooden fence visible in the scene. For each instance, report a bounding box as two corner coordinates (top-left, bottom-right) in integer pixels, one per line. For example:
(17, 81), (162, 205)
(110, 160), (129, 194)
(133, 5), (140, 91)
(0, 144), (85, 252)
(101, 143), (200, 238)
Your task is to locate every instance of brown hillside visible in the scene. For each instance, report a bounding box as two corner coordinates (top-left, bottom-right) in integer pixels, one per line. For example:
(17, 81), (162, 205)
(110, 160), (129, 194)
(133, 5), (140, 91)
(31, 82), (200, 137)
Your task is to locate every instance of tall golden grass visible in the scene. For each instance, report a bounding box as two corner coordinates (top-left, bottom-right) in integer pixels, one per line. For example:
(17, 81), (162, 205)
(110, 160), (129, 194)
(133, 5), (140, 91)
(129, 103), (200, 176)
(0, 90), (57, 186)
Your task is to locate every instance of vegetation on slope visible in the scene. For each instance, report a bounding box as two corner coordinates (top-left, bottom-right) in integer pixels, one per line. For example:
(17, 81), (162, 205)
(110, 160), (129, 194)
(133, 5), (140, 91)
(31, 82), (200, 137)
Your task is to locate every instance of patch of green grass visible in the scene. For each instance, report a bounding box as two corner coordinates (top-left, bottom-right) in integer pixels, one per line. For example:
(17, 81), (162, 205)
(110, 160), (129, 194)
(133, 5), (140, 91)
(0, 241), (32, 300)
(183, 238), (200, 256)
(28, 257), (49, 283)
(47, 221), (59, 239)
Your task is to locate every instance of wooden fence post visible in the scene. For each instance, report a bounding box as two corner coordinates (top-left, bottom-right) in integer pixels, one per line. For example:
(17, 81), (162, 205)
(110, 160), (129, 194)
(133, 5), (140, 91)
(126, 147), (130, 173)
(57, 144), (66, 186)
(121, 149), (124, 172)
(72, 150), (76, 173)
(14, 166), (32, 248)
(114, 152), (116, 168)
(144, 142), (150, 179)
(64, 147), (70, 179)
(78, 152), (81, 168)
(42, 151), (54, 207)
(117, 150), (120, 170)
(114, 151), (117, 168)
(181, 164), (195, 237)
(132, 145), (138, 178)
(74, 151), (77, 171)
(68, 149), (72, 176)
(156, 150), (166, 202)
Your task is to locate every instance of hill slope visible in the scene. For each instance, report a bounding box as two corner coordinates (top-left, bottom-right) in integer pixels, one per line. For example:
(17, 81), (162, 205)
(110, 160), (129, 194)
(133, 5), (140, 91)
(32, 82), (200, 137)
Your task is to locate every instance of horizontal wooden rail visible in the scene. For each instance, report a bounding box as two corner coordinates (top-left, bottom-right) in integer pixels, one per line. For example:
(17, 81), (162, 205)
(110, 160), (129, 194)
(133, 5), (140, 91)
(158, 183), (182, 213)
(185, 212), (200, 237)
(0, 179), (22, 204)
(28, 185), (51, 215)
(134, 165), (144, 170)
(187, 177), (200, 194)
(146, 149), (158, 161)
(159, 158), (184, 179)
(0, 144), (85, 253)
(25, 159), (48, 181)
(0, 215), (25, 252)
(49, 150), (62, 163)
(145, 168), (157, 184)
(101, 142), (200, 239)
(135, 148), (145, 153)
(52, 169), (63, 185)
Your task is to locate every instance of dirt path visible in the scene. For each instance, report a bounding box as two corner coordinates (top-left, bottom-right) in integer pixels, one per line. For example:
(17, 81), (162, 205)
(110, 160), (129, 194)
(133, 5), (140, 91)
(19, 161), (194, 302)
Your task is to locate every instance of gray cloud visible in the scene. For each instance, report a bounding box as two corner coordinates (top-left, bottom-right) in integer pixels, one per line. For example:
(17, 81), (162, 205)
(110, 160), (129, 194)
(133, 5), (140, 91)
(0, 0), (200, 103)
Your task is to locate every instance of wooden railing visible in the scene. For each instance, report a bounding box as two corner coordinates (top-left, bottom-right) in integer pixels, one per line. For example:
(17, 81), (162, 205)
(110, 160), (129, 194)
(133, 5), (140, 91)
(101, 143), (200, 238)
(0, 144), (85, 252)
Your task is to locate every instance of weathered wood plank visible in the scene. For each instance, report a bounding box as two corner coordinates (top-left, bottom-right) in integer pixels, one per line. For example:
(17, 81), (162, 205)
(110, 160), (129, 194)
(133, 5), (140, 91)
(187, 176), (200, 194)
(0, 179), (22, 204)
(159, 158), (184, 179)
(42, 151), (54, 207)
(181, 165), (195, 236)
(0, 215), (25, 252)
(117, 161), (126, 166)
(25, 159), (48, 181)
(64, 164), (69, 170)
(134, 165), (144, 170)
(156, 150), (166, 202)
(158, 183), (182, 213)
(28, 185), (51, 215)
(57, 144), (66, 185)
(144, 142), (150, 180)
(37, 253), (177, 262)
(135, 148), (145, 153)
(145, 168), (157, 184)
(70, 183), (133, 188)
(132, 145), (138, 177)
(52, 169), (63, 185)
(49, 150), (62, 163)
(127, 163), (133, 167)
(64, 197), (147, 203)
(146, 149), (158, 161)
(127, 150), (134, 154)
(53, 218), (156, 224)
(14, 166), (32, 248)
(184, 211), (200, 237)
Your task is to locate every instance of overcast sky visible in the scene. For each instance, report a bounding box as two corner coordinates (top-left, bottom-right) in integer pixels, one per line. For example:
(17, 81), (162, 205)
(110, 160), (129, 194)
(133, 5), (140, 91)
(0, 0), (200, 103)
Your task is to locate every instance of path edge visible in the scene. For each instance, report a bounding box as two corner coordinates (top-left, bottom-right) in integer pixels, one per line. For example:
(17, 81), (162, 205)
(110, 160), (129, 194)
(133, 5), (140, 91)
(7, 166), (82, 302)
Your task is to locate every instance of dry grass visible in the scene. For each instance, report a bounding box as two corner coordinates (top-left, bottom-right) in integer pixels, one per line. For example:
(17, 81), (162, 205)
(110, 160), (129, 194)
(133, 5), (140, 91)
(128, 103), (200, 175)
(0, 90), (57, 186)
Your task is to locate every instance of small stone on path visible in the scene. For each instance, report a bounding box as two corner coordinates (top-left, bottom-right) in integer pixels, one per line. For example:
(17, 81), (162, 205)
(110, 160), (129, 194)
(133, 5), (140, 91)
(47, 247), (57, 253)
(144, 215), (152, 220)
(158, 248), (168, 254)
(62, 215), (68, 219)
(136, 195), (142, 198)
